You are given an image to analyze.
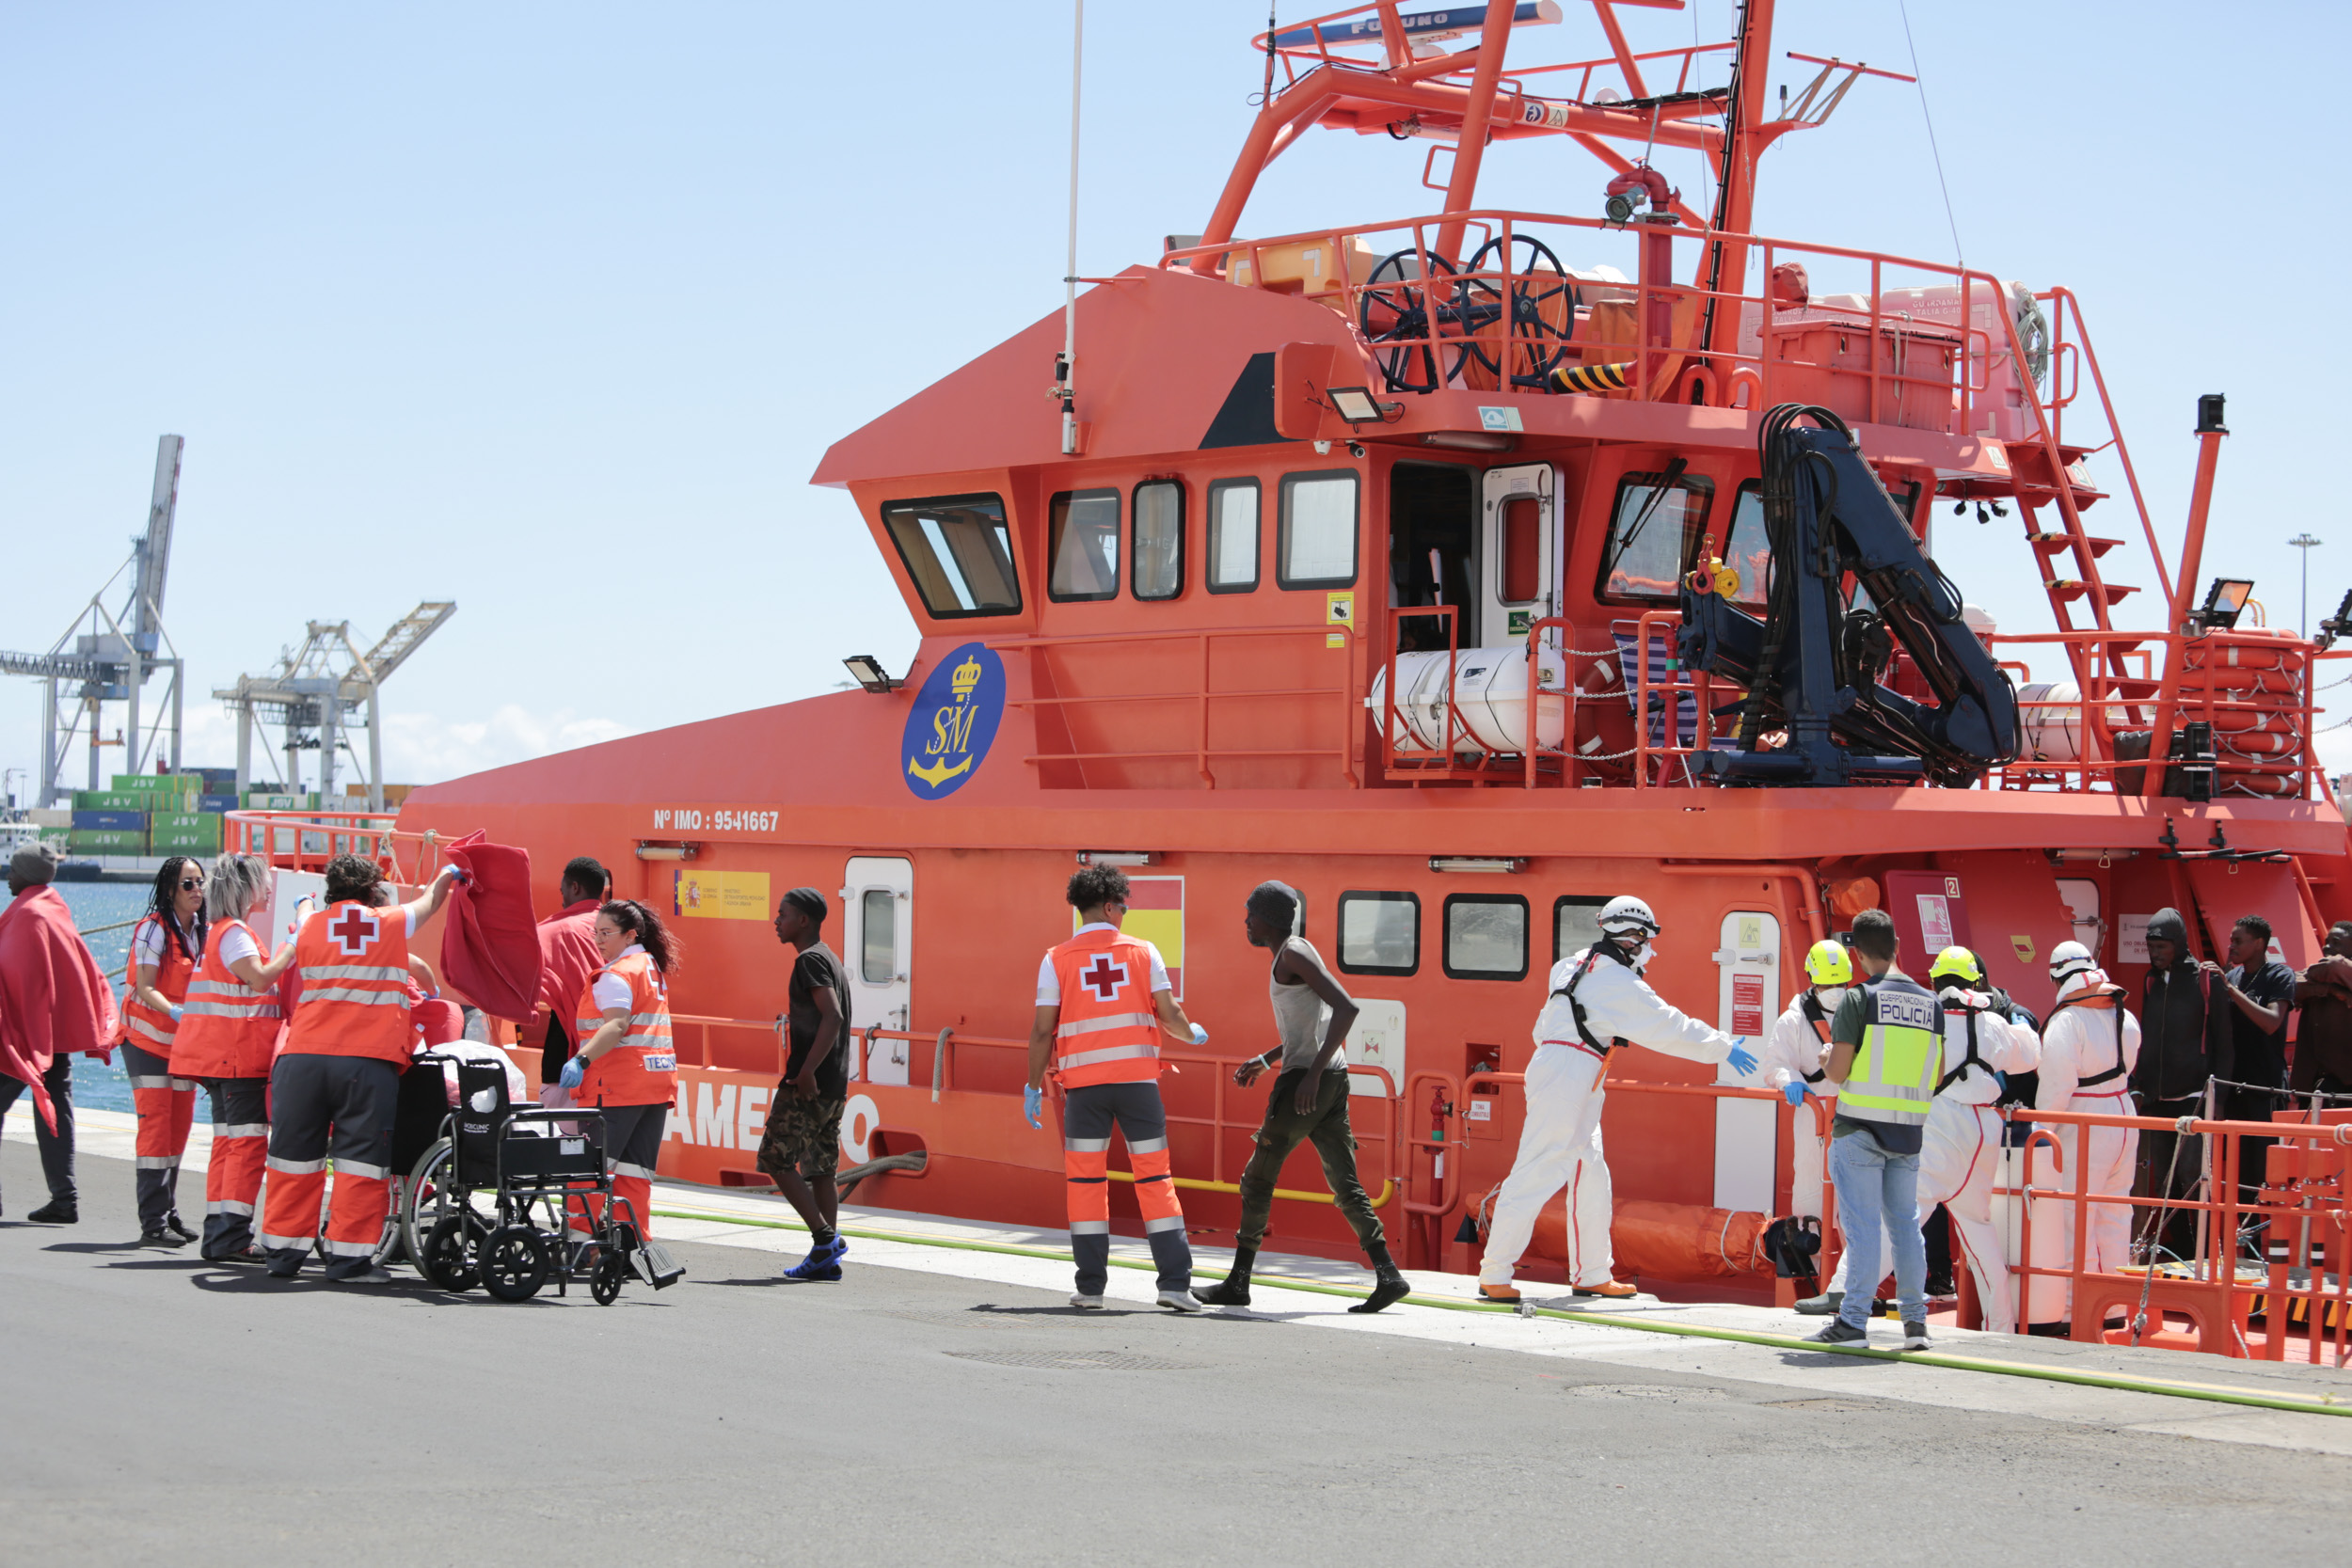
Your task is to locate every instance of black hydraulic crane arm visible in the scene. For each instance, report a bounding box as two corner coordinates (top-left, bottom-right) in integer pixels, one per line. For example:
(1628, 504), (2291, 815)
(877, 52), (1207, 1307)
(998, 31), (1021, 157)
(1677, 404), (2019, 786)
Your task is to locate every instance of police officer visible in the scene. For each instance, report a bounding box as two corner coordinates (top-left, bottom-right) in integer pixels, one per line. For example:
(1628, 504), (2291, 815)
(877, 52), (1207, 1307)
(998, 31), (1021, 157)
(1810, 909), (1937, 1350)
(1478, 896), (1757, 1305)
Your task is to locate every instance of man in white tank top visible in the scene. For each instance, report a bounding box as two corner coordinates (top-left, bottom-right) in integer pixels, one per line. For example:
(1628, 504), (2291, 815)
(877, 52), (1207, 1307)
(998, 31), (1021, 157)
(1193, 881), (1410, 1314)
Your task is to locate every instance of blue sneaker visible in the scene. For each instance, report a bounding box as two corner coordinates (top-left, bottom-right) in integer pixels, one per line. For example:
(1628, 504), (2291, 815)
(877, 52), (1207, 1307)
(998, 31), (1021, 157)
(783, 1258), (843, 1282)
(810, 1232), (849, 1265)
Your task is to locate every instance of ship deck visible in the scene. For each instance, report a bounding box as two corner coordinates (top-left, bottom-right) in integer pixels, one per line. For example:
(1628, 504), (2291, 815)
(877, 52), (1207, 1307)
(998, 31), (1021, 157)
(8, 1119), (2351, 1564)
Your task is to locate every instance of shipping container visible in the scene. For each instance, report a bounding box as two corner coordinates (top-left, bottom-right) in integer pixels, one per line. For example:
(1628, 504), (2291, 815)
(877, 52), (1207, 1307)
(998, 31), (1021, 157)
(69, 829), (145, 852)
(198, 794), (237, 814)
(72, 809), (147, 832)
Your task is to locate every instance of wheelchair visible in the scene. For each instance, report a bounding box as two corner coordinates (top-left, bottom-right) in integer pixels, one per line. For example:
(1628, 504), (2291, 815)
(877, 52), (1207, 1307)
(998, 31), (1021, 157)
(397, 1054), (682, 1304)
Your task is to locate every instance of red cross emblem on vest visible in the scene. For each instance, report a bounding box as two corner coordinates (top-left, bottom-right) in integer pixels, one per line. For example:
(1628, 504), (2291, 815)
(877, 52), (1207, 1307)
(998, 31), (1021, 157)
(329, 905), (381, 958)
(1078, 952), (1129, 1004)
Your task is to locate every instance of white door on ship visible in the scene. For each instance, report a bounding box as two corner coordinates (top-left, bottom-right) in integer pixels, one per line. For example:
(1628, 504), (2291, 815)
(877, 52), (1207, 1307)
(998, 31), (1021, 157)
(1481, 464), (1556, 647)
(842, 856), (913, 1085)
(1712, 910), (1780, 1213)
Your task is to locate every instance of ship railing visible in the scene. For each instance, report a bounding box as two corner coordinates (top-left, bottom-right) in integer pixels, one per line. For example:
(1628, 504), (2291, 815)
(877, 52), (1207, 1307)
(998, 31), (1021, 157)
(995, 623), (1358, 788)
(1252, 2), (1732, 102)
(1163, 209), (2011, 436)
(838, 1027), (1406, 1213)
(223, 808), (455, 885)
(1627, 608), (1728, 788)
(1408, 1067), (1832, 1277)
(1960, 1102), (2352, 1361)
(1983, 631), (2336, 802)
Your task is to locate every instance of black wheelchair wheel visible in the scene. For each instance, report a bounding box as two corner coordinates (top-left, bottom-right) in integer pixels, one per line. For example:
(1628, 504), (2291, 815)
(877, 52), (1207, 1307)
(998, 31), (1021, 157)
(421, 1212), (485, 1292)
(482, 1226), (550, 1303)
(590, 1256), (627, 1307)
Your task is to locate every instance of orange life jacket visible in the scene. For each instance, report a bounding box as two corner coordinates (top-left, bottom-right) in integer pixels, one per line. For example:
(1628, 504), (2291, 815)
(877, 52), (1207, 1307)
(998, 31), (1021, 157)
(1047, 927), (1166, 1088)
(119, 914), (197, 1054)
(572, 950), (676, 1106)
(282, 900), (413, 1067)
(171, 919), (284, 1080)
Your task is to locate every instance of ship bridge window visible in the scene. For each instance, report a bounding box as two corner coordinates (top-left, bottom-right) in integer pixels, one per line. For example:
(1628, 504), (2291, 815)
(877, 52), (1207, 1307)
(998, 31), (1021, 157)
(1279, 470), (1359, 589)
(1049, 489), (1121, 602)
(1722, 483), (1771, 611)
(1208, 478), (1260, 593)
(1444, 894), (1528, 981)
(1553, 895), (1608, 964)
(1133, 481), (1184, 601)
(1597, 470), (1713, 605)
(881, 494), (1021, 619)
(1337, 890), (1418, 976)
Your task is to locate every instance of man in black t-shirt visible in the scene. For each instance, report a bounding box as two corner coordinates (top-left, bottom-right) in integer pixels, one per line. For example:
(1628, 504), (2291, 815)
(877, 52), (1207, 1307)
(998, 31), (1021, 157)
(755, 887), (853, 1280)
(2217, 912), (2296, 1216)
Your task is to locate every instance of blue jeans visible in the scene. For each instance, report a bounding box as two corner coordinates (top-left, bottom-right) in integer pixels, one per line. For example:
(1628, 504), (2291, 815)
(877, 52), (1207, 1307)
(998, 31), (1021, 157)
(1831, 1127), (1926, 1329)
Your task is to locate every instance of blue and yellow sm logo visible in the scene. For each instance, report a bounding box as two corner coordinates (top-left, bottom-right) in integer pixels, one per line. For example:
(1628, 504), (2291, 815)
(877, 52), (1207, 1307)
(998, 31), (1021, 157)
(899, 641), (1005, 800)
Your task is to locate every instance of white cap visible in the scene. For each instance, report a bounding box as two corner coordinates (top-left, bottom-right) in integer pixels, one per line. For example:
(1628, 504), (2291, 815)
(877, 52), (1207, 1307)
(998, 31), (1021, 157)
(1598, 895), (1661, 938)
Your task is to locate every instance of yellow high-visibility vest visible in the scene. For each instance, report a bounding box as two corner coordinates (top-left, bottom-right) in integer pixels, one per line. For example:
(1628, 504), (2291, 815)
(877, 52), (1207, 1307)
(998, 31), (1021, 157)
(1840, 974), (1941, 1127)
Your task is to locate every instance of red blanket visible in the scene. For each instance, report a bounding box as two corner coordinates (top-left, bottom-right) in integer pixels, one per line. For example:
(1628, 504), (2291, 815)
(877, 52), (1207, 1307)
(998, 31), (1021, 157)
(0, 885), (119, 1132)
(437, 832), (543, 1024)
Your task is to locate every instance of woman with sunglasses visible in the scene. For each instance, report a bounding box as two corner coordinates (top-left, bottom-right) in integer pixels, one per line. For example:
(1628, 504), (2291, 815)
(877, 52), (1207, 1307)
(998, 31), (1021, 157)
(119, 856), (208, 1246)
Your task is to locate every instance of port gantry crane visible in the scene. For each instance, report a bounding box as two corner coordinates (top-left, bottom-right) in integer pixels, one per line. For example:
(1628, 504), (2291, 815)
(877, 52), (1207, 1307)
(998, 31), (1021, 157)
(0, 436), (189, 807)
(215, 602), (456, 811)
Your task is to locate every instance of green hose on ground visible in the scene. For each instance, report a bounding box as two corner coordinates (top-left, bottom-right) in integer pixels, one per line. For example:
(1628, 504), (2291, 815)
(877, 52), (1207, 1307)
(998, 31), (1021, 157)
(653, 1204), (2350, 1421)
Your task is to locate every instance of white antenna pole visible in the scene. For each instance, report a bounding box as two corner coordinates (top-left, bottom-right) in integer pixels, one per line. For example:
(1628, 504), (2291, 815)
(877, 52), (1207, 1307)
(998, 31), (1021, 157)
(1058, 0), (1085, 456)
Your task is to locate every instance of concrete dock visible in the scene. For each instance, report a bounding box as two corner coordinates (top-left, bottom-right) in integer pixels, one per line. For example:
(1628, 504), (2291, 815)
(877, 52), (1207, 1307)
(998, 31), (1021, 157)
(5, 1111), (2349, 1563)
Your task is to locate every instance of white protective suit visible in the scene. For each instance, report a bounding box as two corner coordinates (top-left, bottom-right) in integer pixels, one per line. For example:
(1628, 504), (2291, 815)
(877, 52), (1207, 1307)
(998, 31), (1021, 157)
(1915, 988), (2042, 1334)
(1480, 942), (1739, 1291)
(1759, 990), (1840, 1221)
(1763, 989), (1893, 1298)
(2033, 970), (2140, 1283)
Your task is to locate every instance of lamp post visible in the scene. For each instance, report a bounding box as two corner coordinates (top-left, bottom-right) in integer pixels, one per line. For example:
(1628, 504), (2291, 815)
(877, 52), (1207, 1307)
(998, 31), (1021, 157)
(2289, 533), (2323, 636)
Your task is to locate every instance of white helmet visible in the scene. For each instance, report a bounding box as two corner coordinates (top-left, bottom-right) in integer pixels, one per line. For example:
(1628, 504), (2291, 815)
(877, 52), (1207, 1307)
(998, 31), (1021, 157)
(1597, 895), (1661, 939)
(2048, 940), (2097, 989)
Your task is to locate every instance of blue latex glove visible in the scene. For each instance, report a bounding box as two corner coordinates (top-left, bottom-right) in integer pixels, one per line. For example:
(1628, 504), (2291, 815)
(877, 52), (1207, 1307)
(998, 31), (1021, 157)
(1190, 1022), (1209, 1047)
(167, 1003), (184, 1022)
(1022, 1084), (1044, 1130)
(1724, 1039), (1758, 1076)
(1782, 1081), (1806, 1108)
(559, 1056), (586, 1090)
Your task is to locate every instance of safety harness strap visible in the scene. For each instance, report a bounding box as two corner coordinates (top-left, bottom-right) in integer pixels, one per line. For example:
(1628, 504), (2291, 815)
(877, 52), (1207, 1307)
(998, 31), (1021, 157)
(1798, 992), (1832, 1082)
(1935, 1000), (1992, 1093)
(2051, 989), (2130, 1085)
(1555, 941), (1636, 1056)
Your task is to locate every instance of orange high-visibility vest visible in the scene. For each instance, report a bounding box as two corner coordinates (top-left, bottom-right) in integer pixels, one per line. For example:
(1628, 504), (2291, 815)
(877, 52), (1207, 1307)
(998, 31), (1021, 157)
(119, 914), (197, 1055)
(572, 951), (676, 1106)
(282, 900), (413, 1067)
(172, 919), (284, 1080)
(1047, 928), (1166, 1088)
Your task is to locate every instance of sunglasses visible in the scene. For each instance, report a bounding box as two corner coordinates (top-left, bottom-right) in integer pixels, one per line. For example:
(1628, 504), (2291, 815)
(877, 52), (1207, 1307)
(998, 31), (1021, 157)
(180, 879), (203, 890)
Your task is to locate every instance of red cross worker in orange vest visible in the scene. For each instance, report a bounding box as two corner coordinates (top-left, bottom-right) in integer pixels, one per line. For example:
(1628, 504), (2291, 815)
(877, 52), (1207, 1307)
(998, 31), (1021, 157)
(119, 857), (208, 1247)
(169, 853), (286, 1262)
(251, 853), (461, 1282)
(1026, 864), (1207, 1312)
(559, 898), (679, 1255)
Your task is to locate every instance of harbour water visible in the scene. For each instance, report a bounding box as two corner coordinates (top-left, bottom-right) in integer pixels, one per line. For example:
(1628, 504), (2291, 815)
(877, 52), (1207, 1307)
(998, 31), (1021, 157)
(0, 880), (192, 1118)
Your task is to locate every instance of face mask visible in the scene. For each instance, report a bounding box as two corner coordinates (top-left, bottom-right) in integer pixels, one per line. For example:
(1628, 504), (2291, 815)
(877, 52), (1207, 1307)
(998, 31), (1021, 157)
(1815, 986), (1849, 1012)
(1632, 940), (1658, 972)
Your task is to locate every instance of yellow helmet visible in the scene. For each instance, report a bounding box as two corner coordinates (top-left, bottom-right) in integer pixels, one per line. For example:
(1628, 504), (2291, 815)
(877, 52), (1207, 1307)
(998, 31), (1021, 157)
(1803, 939), (1852, 987)
(1930, 945), (1984, 986)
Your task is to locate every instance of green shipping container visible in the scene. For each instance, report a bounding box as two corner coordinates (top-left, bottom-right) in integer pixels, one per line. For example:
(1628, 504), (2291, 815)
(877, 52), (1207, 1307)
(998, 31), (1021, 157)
(112, 774), (203, 792)
(69, 829), (146, 852)
(151, 812), (209, 831)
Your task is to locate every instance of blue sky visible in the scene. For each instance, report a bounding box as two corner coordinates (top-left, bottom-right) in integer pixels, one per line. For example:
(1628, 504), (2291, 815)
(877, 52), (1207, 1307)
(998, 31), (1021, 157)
(5, 1), (2346, 797)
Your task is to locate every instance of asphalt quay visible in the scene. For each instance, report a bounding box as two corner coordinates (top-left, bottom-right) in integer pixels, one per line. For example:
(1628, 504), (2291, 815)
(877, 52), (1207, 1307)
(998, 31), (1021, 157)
(4, 1116), (2350, 1564)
